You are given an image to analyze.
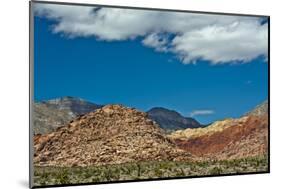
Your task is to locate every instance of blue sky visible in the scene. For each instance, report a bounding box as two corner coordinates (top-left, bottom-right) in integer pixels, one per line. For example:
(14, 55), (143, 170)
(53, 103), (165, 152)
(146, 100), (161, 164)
(33, 3), (268, 124)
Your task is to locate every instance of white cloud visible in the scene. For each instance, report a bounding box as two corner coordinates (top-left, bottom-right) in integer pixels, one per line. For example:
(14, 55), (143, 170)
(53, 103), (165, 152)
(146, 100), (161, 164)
(190, 110), (215, 117)
(33, 3), (268, 64)
(172, 21), (268, 64)
(142, 33), (169, 52)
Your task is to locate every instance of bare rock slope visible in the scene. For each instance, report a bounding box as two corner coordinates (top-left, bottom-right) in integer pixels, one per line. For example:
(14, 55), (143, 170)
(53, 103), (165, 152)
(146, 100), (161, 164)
(169, 100), (268, 160)
(34, 105), (192, 167)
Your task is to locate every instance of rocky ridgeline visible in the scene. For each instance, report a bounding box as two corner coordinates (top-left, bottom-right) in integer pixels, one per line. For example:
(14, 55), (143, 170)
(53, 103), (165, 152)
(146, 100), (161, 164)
(177, 115), (268, 160)
(34, 105), (192, 167)
(168, 117), (248, 140)
(168, 100), (268, 160)
(245, 100), (268, 117)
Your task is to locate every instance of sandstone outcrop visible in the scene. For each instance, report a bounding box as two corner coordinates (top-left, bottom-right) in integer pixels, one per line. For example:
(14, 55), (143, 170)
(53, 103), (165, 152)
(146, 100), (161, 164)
(168, 100), (268, 160)
(34, 105), (192, 167)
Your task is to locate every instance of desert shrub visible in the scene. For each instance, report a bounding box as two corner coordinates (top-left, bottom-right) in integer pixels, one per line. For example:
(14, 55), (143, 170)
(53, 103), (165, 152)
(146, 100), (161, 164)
(209, 167), (223, 175)
(55, 169), (70, 184)
(154, 168), (163, 177)
(33, 156), (268, 187)
(175, 168), (185, 177)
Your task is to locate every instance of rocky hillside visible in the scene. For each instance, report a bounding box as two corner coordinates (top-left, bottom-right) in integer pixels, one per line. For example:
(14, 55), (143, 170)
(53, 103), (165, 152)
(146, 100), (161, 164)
(34, 105), (192, 167)
(169, 100), (269, 160)
(245, 100), (268, 116)
(147, 107), (201, 132)
(216, 115), (268, 160)
(168, 117), (248, 140)
(33, 97), (102, 134)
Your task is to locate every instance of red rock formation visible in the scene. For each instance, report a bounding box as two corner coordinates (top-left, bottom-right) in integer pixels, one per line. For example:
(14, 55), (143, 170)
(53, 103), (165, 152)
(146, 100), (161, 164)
(173, 115), (268, 160)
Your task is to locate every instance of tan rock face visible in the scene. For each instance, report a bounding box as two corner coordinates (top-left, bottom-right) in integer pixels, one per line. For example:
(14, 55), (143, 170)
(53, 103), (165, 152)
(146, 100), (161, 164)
(34, 105), (192, 167)
(168, 117), (248, 140)
(169, 115), (268, 160)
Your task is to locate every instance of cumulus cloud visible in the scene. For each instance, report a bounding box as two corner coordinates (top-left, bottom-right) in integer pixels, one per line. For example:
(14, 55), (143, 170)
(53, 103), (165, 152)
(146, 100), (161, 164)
(33, 3), (268, 64)
(190, 110), (215, 117)
(172, 21), (268, 64)
(142, 33), (170, 52)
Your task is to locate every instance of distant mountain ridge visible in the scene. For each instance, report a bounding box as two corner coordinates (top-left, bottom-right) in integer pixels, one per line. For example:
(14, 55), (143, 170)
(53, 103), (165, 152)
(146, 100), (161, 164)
(147, 107), (202, 132)
(33, 97), (102, 134)
(33, 97), (202, 134)
(41, 96), (102, 116)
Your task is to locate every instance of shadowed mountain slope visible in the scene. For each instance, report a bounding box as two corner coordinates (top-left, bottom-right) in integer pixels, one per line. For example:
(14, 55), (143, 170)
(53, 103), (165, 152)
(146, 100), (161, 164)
(147, 107), (201, 132)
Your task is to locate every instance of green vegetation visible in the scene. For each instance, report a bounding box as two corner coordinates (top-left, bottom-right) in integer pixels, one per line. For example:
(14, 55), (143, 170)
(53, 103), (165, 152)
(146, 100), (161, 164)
(34, 155), (268, 186)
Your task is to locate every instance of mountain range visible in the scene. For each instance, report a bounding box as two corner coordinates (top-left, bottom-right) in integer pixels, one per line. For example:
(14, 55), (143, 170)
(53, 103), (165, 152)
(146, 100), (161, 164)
(34, 100), (268, 167)
(33, 96), (202, 134)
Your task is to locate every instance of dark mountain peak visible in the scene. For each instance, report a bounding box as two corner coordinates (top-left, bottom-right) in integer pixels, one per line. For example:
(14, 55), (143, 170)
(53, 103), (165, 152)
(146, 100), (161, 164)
(148, 107), (178, 113)
(147, 107), (201, 132)
(149, 107), (170, 111)
(148, 107), (182, 116)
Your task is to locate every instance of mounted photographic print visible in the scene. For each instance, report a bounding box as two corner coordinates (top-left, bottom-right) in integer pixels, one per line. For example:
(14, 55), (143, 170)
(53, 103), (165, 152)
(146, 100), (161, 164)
(29, 1), (269, 188)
